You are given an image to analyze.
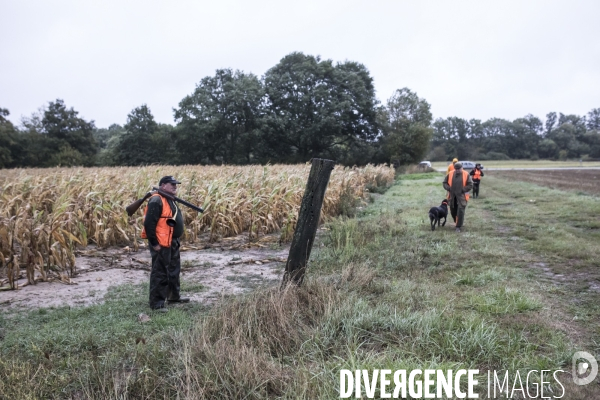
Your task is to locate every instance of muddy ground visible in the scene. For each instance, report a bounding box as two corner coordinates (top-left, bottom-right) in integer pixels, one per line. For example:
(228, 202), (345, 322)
(0, 233), (290, 310)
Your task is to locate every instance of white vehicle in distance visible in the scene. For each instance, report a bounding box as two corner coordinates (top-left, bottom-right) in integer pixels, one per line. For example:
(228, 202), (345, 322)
(418, 161), (432, 169)
(459, 161), (484, 170)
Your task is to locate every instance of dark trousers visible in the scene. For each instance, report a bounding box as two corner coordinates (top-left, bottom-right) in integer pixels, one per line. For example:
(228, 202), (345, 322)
(473, 182), (480, 197)
(148, 238), (181, 309)
(450, 197), (466, 228)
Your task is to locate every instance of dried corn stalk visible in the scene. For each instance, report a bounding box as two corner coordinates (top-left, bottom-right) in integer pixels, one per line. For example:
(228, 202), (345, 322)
(0, 164), (394, 288)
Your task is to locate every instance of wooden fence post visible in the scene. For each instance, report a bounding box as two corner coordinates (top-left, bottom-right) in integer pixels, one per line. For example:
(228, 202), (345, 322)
(282, 158), (335, 286)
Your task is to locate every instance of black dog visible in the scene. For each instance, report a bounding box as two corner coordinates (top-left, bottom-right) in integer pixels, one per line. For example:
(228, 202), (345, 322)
(429, 199), (449, 231)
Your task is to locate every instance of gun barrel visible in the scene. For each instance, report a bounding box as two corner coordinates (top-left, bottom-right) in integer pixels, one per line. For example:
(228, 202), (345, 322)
(152, 187), (204, 213)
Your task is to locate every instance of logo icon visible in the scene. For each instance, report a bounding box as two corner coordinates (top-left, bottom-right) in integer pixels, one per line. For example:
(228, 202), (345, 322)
(572, 351), (598, 385)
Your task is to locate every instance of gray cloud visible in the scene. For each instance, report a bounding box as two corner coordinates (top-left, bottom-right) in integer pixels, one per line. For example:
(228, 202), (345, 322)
(1, 0), (598, 128)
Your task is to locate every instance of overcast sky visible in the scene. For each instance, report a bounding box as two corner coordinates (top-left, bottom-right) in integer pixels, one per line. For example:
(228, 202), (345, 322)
(1, 0), (598, 128)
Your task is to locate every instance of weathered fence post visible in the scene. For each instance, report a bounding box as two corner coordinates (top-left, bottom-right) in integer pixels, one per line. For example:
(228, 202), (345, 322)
(282, 158), (335, 286)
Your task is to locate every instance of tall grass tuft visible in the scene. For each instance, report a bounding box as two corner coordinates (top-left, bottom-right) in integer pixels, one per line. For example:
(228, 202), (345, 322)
(175, 265), (375, 398)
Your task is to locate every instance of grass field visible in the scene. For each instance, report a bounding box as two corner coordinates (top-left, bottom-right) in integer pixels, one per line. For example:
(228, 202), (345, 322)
(432, 159), (600, 170)
(489, 169), (600, 196)
(1, 170), (599, 398)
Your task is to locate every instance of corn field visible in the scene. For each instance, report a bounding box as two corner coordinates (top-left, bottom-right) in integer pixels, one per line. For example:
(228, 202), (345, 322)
(0, 164), (394, 290)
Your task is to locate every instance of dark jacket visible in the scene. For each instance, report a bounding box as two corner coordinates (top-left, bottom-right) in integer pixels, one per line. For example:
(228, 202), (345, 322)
(469, 167), (484, 183)
(144, 195), (184, 247)
(443, 169), (473, 207)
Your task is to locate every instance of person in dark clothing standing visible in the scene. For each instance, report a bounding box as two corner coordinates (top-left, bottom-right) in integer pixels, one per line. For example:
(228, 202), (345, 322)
(141, 176), (189, 311)
(469, 164), (484, 198)
(442, 162), (473, 233)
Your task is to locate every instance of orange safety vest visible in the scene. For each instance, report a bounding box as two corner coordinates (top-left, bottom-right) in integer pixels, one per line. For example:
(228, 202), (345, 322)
(447, 170), (470, 201)
(447, 163), (455, 174)
(141, 194), (174, 247)
(473, 169), (481, 180)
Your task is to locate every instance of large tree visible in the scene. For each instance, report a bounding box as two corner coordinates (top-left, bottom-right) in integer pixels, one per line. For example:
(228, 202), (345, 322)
(538, 138), (558, 159)
(508, 115), (543, 159)
(432, 117), (470, 160)
(113, 105), (174, 166)
(42, 99), (98, 166)
(14, 109), (55, 167)
(481, 118), (513, 158)
(0, 108), (20, 168)
(545, 112), (557, 136)
(94, 124), (126, 166)
(262, 52), (379, 163)
(587, 108), (600, 131)
(380, 88), (433, 165)
(174, 69), (265, 164)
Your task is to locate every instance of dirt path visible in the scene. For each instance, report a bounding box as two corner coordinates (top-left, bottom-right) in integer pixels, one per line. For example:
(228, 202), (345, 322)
(0, 239), (289, 310)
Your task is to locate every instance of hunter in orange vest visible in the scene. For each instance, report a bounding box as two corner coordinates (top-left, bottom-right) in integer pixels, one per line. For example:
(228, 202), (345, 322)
(141, 193), (174, 247)
(142, 175), (189, 311)
(442, 162), (473, 232)
(446, 158), (458, 174)
(469, 163), (484, 198)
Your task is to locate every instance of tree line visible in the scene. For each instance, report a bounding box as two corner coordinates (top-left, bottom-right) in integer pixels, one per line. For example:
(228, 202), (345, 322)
(0, 52), (433, 169)
(429, 109), (600, 162)
(3, 51), (598, 169)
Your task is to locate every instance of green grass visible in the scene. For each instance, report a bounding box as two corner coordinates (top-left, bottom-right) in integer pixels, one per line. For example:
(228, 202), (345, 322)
(0, 283), (207, 398)
(467, 287), (542, 315)
(396, 171), (440, 180)
(1, 171), (599, 398)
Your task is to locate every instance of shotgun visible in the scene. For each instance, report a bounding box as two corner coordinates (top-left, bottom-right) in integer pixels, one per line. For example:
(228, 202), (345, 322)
(152, 187), (204, 214)
(125, 191), (153, 216)
(125, 188), (204, 216)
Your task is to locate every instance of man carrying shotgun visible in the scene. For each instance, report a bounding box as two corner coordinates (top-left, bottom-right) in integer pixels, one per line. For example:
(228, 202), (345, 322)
(141, 175), (189, 311)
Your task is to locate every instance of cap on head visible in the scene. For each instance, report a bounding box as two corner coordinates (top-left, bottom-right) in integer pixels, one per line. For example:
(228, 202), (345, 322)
(159, 176), (181, 186)
(454, 162), (463, 169)
(452, 158), (458, 163)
